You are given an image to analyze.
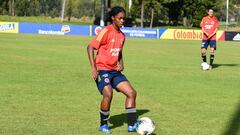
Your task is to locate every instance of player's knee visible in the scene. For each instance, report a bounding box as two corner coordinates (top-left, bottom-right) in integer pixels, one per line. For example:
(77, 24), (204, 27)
(102, 89), (113, 100)
(103, 94), (112, 103)
(201, 50), (206, 55)
(127, 89), (137, 99)
(104, 91), (112, 99)
(210, 49), (215, 54)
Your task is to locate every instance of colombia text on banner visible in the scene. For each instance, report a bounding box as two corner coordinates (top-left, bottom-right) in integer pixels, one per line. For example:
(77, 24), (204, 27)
(159, 29), (225, 41)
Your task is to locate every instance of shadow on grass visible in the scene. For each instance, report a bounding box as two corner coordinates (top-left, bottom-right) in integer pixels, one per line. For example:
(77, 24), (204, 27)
(212, 64), (239, 69)
(223, 102), (240, 135)
(109, 109), (150, 129)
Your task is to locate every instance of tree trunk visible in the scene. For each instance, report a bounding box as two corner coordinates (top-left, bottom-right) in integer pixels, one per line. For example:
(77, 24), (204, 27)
(141, 1), (144, 28)
(150, 8), (154, 28)
(8, 0), (11, 16)
(61, 0), (66, 22)
(100, 0), (105, 26)
(183, 17), (187, 26)
(107, 0), (111, 25)
(11, 0), (15, 16)
(129, 0), (132, 16)
(67, 0), (72, 21)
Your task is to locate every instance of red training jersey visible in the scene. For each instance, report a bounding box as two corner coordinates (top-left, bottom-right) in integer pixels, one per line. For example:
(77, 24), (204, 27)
(200, 16), (219, 40)
(89, 25), (125, 70)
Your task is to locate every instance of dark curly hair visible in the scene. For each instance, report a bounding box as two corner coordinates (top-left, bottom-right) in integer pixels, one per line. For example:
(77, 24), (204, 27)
(107, 6), (126, 23)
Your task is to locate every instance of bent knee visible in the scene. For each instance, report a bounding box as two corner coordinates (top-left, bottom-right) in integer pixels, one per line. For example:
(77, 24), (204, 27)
(127, 89), (137, 98)
(210, 50), (215, 54)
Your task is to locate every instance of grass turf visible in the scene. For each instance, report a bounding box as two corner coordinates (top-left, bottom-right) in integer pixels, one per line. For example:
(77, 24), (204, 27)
(0, 33), (239, 135)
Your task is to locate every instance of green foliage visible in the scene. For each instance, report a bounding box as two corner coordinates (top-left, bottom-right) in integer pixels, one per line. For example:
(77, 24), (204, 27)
(0, 0), (239, 27)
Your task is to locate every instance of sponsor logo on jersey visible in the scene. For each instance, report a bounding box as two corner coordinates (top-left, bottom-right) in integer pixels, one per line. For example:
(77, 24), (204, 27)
(204, 24), (214, 29)
(110, 48), (121, 56)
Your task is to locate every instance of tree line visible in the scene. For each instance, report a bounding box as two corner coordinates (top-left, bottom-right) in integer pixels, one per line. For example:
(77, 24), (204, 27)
(0, 0), (239, 27)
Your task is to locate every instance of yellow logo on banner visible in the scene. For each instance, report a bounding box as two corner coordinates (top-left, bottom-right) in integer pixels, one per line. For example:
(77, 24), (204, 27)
(0, 22), (19, 33)
(160, 29), (224, 40)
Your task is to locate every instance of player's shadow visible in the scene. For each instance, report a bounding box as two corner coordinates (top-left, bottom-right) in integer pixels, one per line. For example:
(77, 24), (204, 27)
(108, 109), (150, 129)
(222, 101), (240, 135)
(212, 64), (239, 69)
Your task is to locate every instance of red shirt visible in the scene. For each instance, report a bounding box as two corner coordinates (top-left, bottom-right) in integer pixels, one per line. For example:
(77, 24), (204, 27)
(200, 16), (219, 40)
(90, 25), (125, 70)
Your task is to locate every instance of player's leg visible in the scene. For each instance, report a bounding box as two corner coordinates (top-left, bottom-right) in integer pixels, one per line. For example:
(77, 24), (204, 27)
(99, 86), (113, 134)
(97, 70), (113, 134)
(115, 81), (138, 132)
(201, 48), (207, 62)
(209, 40), (216, 68)
(116, 81), (136, 108)
(201, 40), (208, 63)
(101, 86), (113, 123)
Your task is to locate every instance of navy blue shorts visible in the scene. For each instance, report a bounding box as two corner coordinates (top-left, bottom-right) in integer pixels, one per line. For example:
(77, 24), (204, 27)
(95, 70), (128, 94)
(201, 40), (217, 50)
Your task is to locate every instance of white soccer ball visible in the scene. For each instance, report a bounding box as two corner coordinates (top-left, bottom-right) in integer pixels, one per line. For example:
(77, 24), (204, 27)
(201, 62), (210, 70)
(136, 117), (155, 135)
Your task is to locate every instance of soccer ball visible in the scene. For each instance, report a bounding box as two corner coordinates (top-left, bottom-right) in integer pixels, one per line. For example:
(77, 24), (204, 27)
(201, 62), (210, 70)
(136, 117), (155, 135)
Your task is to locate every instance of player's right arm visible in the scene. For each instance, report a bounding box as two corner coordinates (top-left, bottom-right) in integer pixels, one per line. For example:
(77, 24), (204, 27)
(200, 17), (209, 36)
(87, 28), (108, 80)
(87, 45), (98, 80)
(207, 17), (219, 39)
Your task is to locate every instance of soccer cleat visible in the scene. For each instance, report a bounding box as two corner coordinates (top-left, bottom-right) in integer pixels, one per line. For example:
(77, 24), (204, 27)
(99, 124), (112, 134)
(128, 125), (136, 132)
(128, 121), (141, 132)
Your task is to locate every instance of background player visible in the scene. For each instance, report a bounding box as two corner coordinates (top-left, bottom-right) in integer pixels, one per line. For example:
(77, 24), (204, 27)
(87, 6), (138, 134)
(200, 8), (219, 69)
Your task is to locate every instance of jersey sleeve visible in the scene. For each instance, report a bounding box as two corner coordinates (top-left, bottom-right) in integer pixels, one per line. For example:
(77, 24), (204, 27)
(214, 17), (219, 29)
(89, 28), (108, 49)
(200, 17), (205, 28)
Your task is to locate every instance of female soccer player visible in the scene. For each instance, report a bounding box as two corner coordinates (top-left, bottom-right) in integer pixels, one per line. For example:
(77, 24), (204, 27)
(200, 8), (219, 69)
(87, 6), (138, 134)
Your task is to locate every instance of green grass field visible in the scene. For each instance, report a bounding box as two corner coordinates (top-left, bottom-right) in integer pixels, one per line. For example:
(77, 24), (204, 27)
(0, 33), (239, 135)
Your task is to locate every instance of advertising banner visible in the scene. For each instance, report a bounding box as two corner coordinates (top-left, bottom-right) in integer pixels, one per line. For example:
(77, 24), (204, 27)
(225, 32), (240, 41)
(0, 22), (19, 33)
(91, 26), (104, 36)
(159, 29), (225, 41)
(19, 23), (90, 36)
(121, 27), (159, 38)
(92, 26), (159, 38)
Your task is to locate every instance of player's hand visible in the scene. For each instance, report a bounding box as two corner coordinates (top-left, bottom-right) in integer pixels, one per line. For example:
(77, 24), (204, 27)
(91, 66), (98, 80)
(205, 33), (209, 37)
(207, 34), (213, 39)
(117, 64), (124, 71)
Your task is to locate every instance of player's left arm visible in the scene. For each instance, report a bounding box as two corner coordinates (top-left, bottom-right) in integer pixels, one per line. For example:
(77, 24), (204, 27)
(208, 17), (219, 38)
(208, 27), (218, 38)
(200, 17), (210, 36)
(117, 52), (124, 71)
